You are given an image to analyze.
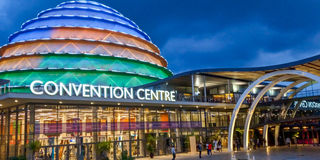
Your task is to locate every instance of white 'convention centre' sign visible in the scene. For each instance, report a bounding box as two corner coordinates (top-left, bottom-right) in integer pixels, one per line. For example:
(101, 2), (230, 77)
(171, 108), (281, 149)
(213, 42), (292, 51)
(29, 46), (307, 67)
(30, 80), (176, 102)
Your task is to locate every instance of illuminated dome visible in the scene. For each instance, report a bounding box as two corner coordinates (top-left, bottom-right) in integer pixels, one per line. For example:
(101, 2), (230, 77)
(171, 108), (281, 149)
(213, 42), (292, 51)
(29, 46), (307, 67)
(0, 0), (172, 92)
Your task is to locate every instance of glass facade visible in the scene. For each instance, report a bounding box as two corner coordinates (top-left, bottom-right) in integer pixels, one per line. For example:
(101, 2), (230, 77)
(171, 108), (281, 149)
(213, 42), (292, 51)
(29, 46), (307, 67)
(0, 104), (234, 160)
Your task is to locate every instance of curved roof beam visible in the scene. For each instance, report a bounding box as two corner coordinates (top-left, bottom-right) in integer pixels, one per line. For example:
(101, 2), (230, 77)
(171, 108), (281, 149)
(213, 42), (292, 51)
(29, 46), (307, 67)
(228, 70), (320, 152)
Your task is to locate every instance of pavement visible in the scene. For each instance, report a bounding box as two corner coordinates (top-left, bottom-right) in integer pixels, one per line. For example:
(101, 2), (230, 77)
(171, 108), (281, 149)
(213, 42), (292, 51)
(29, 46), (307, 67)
(136, 146), (320, 160)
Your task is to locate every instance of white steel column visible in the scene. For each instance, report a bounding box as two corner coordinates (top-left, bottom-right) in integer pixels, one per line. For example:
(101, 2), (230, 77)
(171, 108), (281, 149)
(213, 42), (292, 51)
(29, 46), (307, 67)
(263, 125), (269, 147)
(275, 125), (280, 146)
(203, 76), (207, 102)
(282, 101), (294, 119)
(191, 74), (195, 102)
(291, 100), (303, 118)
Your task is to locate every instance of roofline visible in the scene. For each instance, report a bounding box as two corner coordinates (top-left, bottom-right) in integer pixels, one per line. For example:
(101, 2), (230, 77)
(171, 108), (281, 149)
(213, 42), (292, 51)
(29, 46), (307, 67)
(177, 54), (320, 74)
(140, 54), (320, 87)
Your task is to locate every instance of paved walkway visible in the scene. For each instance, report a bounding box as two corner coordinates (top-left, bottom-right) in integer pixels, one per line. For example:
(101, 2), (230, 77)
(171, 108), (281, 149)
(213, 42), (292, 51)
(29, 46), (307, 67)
(137, 146), (320, 160)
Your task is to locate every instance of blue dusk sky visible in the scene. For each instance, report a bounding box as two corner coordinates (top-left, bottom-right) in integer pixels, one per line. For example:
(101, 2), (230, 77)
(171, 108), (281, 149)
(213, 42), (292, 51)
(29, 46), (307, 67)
(1, 0), (320, 73)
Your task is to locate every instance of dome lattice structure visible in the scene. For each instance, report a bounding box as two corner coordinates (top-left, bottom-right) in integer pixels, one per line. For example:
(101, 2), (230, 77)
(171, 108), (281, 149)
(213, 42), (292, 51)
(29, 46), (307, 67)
(0, 0), (172, 92)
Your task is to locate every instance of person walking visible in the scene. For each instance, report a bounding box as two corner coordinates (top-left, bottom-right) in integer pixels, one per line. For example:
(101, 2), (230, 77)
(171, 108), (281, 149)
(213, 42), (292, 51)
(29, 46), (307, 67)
(236, 139), (240, 151)
(206, 142), (209, 156)
(218, 140), (222, 152)
(208, 143), (212, 156)
(286, 137), (291, 148)
(171, 145), (176, 160)
(257, 138), (260, 148)
(213, 140), (217, 152)
(293, 136), (298, 148)
(197, 143), (202, 158)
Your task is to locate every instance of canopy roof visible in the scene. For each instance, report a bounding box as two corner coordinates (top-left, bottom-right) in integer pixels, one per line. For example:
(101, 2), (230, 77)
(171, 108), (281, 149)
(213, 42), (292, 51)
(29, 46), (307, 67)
(142, 54), (320, 88)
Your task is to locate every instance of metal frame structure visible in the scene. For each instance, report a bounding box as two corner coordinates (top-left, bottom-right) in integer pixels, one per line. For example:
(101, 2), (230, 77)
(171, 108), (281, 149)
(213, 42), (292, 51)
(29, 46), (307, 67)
(274, 79), (306, 100)
(289, 81), (316, 99)
(243, 75), (296, 149)
(228, 70), (320, 151)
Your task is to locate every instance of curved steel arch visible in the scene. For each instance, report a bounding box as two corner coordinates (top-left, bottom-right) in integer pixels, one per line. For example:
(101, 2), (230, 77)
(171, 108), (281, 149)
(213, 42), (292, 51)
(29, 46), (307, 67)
(244, 79), (316, 149)
(227, 70), (320, 151)
(289, 81), (317, 99)
(274, 79), (307, 101)
(277, 81), (317, 120)
(243, 75), (296, 150)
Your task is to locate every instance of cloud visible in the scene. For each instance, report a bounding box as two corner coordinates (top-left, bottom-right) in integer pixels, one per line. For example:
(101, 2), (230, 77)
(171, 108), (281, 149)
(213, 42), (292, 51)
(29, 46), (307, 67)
(160, 19), (320, 73)
(0, 1), (9, 15)
(160, 22), (276, 71)
(245, 50), (319, 67)
(162, 35), (227, 54)
(0, 1), (11, 30)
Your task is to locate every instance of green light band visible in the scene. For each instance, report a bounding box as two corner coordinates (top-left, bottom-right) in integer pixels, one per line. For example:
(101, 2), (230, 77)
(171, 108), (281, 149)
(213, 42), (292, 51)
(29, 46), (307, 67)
(0, 69), (159, 92)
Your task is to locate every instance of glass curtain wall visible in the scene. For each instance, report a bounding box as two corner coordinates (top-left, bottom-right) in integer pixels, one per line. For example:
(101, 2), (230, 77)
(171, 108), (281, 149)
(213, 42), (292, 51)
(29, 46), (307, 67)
(0, 104), (239, 160)
(0, 105), (28, 160)
(0, 109), (7, 160)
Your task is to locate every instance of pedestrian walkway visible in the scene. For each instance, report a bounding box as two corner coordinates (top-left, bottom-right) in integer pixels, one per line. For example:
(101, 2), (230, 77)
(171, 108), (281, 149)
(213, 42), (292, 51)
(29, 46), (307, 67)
(137, 146), (320, 160)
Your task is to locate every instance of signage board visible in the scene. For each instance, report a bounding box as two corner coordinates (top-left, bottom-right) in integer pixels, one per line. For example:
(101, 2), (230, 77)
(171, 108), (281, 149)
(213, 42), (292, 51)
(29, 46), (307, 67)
(294, 100), (320, 109)
(30, 80), (176, 102)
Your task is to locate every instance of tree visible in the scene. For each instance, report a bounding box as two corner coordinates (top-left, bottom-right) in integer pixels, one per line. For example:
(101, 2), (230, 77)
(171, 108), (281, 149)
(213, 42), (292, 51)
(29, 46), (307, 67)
(121, 150), (134, 160)
(97, 141), (112, 160)
(146, 134), (156, 158)
(28, 140), (41, 160)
